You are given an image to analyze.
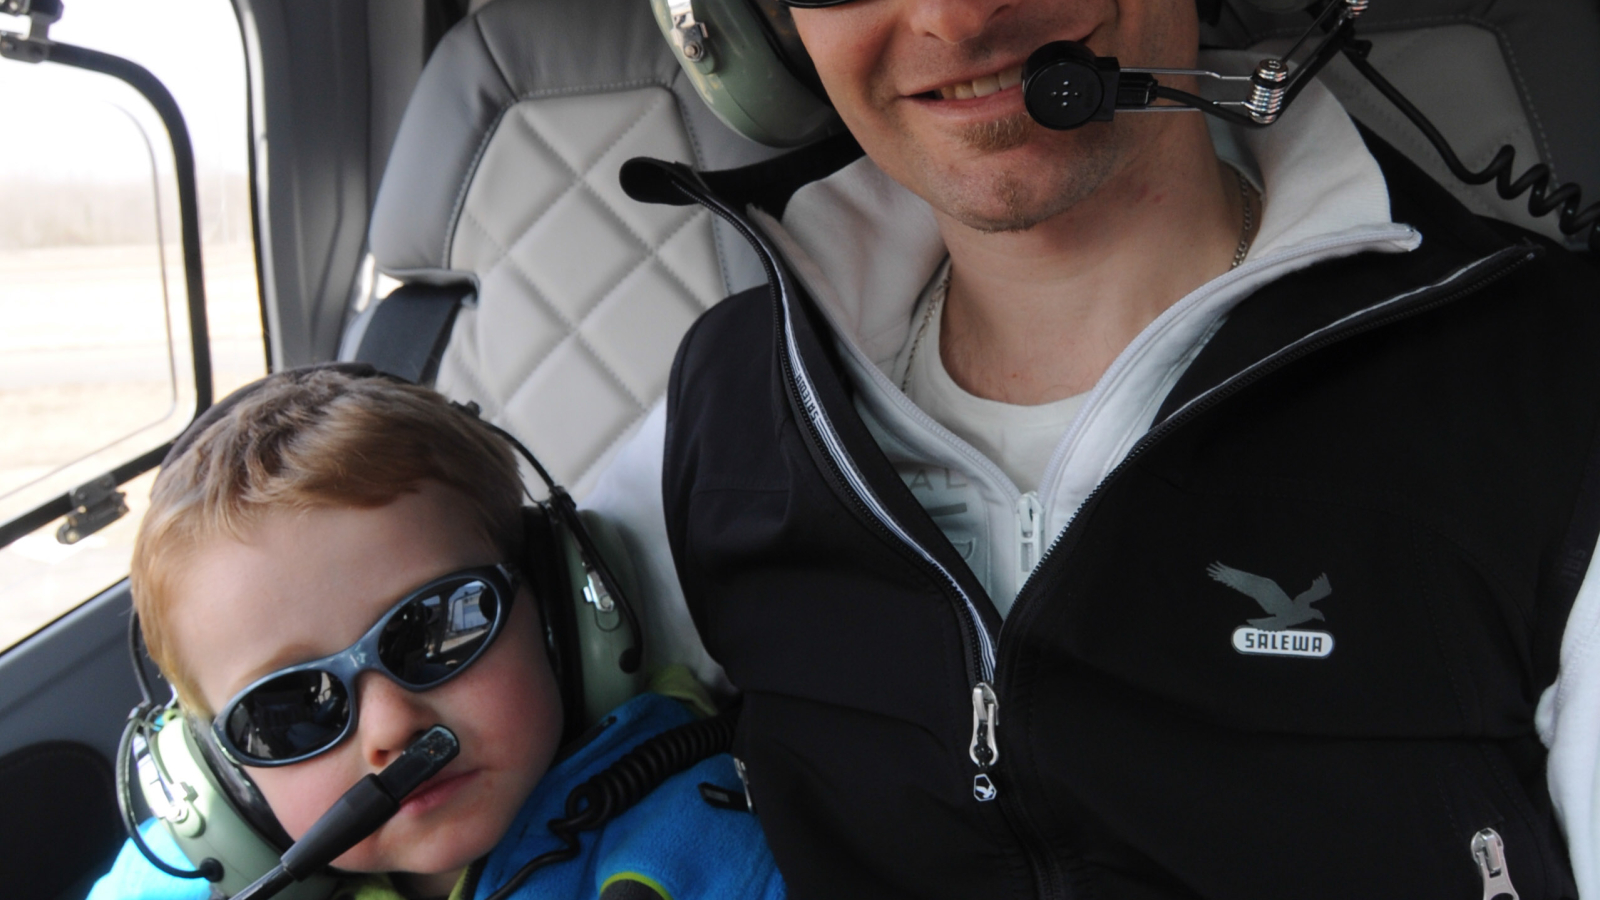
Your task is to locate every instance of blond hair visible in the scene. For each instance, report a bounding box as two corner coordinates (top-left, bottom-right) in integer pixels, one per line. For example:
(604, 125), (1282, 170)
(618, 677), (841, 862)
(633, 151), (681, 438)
(131, 367), (525, 713)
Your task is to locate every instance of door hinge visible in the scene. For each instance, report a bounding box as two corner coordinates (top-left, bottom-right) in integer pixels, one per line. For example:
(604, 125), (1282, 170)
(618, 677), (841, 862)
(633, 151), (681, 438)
(57, 474), (128, 545)
(0, 0), (60, 63)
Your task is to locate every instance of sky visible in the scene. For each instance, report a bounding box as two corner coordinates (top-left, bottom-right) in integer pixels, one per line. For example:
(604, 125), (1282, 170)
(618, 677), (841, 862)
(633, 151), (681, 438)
(0, 0), (249, 183)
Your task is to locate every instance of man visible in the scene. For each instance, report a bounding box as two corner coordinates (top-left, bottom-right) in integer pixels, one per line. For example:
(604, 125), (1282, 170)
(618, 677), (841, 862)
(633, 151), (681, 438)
(590, 0), (1600, 896)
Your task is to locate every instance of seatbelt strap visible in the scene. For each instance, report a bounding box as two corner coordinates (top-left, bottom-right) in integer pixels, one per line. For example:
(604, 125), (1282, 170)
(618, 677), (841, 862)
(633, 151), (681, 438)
(352, 282), (471, 385)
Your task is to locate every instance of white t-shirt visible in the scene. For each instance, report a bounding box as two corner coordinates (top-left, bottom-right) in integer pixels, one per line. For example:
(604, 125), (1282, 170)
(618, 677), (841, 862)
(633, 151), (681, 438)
(899, 262), (1085, 496)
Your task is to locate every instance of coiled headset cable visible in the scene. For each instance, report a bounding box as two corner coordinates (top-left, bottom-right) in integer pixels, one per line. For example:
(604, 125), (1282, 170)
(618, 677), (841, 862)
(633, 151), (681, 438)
(481, 707), (740, 900)
(1341, 40), (1600, 254)
(1024, 0), (1600, 255)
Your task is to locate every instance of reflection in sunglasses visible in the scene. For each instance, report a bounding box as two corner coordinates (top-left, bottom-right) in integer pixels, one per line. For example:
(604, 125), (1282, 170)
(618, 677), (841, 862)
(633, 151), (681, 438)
(217, 565), (516, 766)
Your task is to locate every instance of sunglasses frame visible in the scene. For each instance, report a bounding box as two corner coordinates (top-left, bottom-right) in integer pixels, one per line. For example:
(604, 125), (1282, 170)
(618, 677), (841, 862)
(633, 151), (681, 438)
(212, 563), (519, 768)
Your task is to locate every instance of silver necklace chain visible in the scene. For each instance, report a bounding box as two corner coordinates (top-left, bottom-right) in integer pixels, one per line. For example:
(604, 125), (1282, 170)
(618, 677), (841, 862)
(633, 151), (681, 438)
(1231, 166), (1256, 270)
(901, 170), (1258, 393)
(900, 272), (945, 393)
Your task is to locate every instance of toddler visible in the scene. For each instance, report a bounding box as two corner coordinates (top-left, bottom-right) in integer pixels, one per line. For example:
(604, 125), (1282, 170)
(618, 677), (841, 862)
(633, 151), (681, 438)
(91, 365), (783, 900)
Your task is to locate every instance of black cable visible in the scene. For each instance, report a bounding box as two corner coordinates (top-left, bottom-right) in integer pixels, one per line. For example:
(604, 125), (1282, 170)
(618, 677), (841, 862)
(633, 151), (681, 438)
(1277, 0), (1347, 66)
(1342, 43), (1600, 254)
(482, 709), (740, 900)
(1153, 85), (1264, 129)
(127, 611), (155, 707)
(1280, 19), (1353, 113)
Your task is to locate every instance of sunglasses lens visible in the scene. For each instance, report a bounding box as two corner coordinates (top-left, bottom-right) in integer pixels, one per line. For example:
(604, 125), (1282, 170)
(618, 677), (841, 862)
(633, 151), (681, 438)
(378, 576), (501, 686)
(224, 670), (350, 763)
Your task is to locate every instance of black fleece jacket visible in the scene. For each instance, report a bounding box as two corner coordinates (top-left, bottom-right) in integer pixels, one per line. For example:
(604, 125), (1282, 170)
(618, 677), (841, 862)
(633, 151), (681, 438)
(623, 132), (1600, 900)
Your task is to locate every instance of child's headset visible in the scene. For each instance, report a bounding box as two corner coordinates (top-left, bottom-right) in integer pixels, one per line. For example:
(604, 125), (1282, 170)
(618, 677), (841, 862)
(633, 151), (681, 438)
(115, 363), (646, 899)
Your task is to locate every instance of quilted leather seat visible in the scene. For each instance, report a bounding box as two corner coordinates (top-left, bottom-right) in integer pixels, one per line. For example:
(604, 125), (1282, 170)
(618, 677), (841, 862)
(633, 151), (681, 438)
(362, 0), (781, 498)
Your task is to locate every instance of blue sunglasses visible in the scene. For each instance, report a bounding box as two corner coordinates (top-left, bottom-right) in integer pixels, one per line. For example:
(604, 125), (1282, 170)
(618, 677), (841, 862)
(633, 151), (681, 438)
(213, 564), (519, 767)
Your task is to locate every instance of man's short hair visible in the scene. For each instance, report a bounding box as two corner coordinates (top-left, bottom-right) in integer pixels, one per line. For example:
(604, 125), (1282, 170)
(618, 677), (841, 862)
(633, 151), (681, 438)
(131, 368), (525, 713)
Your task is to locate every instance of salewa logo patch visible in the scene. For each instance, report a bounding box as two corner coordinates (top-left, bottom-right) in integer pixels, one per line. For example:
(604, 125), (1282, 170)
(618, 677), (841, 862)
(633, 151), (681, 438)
(1206, 562), (1335, 658)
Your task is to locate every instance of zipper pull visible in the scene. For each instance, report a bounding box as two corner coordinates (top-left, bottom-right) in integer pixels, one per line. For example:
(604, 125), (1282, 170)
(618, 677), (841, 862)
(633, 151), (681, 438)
(969, 682), (1000, 802)
(1017, 493), (1042, 574)
(1471, 828), (1520, 900)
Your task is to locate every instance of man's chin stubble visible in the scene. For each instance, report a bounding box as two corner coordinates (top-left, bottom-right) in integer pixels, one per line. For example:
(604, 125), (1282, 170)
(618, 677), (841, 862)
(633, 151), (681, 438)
(941, 117), (1118, 234)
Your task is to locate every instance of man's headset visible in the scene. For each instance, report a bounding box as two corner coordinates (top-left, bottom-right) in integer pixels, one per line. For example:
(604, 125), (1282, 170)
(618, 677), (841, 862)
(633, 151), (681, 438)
(116, 363), (646, 899)
(654, 0), (1600, 252)
(650, 0), (1347, 147)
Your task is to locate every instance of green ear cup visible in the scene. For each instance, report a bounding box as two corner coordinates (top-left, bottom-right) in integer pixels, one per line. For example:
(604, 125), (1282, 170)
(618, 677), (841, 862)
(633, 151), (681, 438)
(565, 511), (648, 725)
(652, 0), (841, 147)
(140, 709), (337, 900)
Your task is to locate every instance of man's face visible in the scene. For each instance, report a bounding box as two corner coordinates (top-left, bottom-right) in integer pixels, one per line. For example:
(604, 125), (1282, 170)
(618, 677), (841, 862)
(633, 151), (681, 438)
(172, 482), (561, 896)
(793, 0), (1201, 233)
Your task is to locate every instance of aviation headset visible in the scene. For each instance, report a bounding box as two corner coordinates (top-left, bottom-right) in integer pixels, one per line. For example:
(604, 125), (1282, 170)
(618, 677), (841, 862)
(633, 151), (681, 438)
(653, 0), (1600, 252)
(649, 0), (1328, 147)
(117, 363), (646, 900)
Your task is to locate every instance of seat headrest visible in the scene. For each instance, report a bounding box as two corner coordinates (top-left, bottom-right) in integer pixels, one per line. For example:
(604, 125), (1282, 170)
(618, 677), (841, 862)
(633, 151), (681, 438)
(369, 0), (686, 280)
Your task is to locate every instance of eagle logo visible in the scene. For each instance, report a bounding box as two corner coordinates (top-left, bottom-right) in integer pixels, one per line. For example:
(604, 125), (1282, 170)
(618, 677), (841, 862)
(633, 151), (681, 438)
(1206, 562), (1331, 631)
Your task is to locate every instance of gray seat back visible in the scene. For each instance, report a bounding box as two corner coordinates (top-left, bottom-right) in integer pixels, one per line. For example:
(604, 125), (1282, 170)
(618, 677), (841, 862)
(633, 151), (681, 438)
(365, 0), (782, 498)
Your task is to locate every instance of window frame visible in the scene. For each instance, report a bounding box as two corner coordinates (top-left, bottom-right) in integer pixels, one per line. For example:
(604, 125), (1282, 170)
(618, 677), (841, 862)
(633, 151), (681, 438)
(0, 12), (215, 552)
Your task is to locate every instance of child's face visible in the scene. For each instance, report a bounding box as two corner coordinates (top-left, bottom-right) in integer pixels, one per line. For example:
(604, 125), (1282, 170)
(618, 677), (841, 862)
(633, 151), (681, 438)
(169, 481), (562, 897)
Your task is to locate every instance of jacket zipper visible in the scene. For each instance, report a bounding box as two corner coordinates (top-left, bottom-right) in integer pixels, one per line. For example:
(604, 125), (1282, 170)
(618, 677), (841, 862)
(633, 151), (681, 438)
(661, 171), (993, 693)
(659, 169), (1059, 890)
(1472, 828), (1520, 900)
(969, 682), (1000, 801)
(1018, 492), (1043, 575)
(660, 163), (1534, 900)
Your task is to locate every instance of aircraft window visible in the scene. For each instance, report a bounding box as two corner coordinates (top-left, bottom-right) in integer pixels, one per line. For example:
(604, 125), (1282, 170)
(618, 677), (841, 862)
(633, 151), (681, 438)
(0, 0), (261, 651)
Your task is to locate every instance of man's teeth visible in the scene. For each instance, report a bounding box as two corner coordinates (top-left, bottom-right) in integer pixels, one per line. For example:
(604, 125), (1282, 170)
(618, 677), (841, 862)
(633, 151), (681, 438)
(938, 66), (1024, 100)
